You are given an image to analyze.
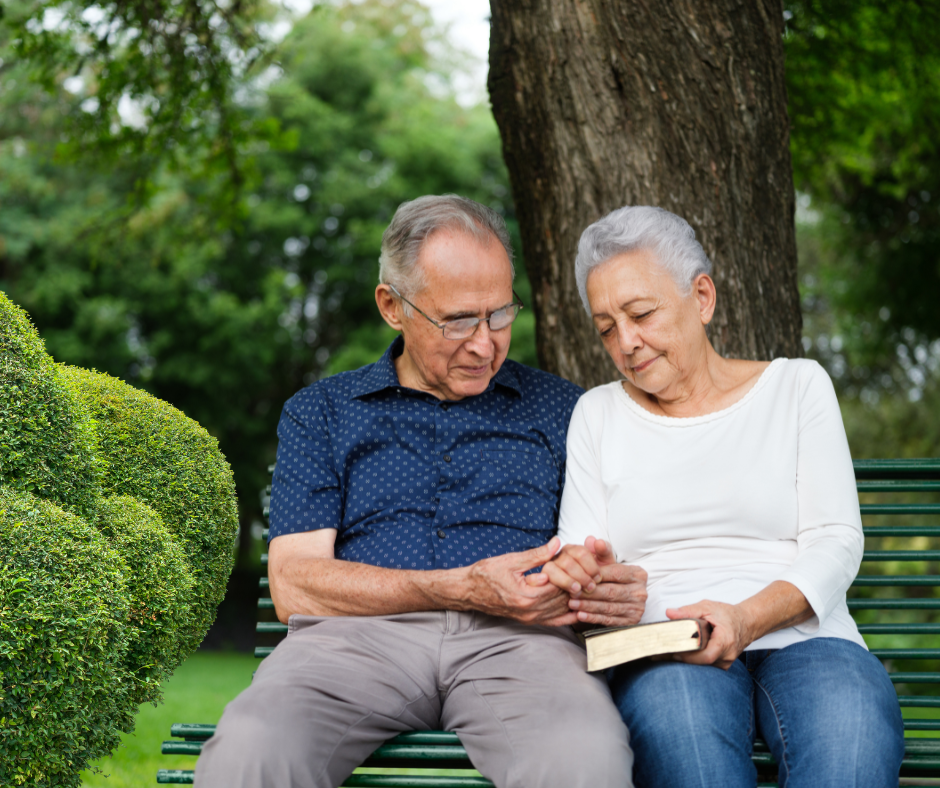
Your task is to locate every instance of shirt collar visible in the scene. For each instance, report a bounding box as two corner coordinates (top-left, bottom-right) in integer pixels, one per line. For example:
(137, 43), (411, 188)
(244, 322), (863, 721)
(352, 336), (522, 400)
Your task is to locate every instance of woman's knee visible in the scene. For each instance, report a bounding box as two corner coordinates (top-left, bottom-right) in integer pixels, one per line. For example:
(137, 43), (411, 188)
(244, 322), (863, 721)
(755, 638), (904, 786)
(609, 660), (756, 787)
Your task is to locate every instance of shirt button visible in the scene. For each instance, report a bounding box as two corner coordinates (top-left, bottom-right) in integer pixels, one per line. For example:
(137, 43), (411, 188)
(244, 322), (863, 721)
(443, 455), (452, 462)
(441, 404), (449, 411)
(437, 530), (446, 539)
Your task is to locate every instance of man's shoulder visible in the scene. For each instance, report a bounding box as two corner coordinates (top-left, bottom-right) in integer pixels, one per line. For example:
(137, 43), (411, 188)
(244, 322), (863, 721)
(284, 363), (380, 414)
(500, 359), (584, 399)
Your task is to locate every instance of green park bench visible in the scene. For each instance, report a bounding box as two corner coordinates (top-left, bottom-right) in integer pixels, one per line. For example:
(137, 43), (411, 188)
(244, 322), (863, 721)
(158, 458), (940, 786)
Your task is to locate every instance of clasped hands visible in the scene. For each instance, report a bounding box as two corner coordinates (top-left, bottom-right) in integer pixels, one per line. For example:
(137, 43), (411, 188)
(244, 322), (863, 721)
(466, 535), (647, 628)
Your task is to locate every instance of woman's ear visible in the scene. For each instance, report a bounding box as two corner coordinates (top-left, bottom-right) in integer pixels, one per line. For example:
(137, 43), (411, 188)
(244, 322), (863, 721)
(693, 274), (717, 325)
(375, 284), (404, 331)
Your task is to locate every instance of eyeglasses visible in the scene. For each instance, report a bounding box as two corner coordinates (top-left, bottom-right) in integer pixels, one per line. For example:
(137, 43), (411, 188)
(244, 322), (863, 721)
(388, 285), (524, 340)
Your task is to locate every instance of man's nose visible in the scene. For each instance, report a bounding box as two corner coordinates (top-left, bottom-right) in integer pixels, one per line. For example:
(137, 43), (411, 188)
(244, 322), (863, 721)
(464, 319), (496, 355)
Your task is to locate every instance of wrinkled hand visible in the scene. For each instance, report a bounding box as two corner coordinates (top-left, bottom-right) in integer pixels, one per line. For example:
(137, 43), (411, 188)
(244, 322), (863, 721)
(465, 537), (576, 626)
(664, 600), (752, 670)
(527, 537), (648, 627)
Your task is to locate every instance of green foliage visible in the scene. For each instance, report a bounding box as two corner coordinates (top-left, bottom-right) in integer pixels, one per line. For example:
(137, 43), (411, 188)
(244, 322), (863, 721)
(95, 496), (195, 708)
(0, 0), (525, 557)
(0, 292), (101, 518)
(786, 0), (940, 373)
(0, 293), (237, 784)
(2, 0), (274, 209)
(0, 487), (131, 788)
(62, 367), (238, 657)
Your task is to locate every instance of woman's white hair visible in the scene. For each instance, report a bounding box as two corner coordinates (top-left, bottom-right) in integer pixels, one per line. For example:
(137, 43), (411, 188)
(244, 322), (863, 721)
(379, 195), (514, 306)
(575, 206), (713, 314)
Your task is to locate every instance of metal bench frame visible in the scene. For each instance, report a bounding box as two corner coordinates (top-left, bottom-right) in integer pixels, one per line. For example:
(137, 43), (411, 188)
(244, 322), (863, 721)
(158, 458), (940, 786)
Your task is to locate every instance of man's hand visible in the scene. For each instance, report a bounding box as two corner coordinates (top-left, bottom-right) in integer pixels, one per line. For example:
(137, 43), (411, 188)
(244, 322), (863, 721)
(463, 537), (578, 626)
(527, 537), (648, 627)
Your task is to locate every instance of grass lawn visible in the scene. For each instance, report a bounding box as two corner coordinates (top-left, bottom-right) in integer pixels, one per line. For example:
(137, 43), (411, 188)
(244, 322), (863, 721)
(81, 651), (257, 788)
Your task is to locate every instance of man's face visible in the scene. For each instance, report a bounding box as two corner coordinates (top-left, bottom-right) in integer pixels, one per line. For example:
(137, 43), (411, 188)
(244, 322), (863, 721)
(378, 229), (515, 401)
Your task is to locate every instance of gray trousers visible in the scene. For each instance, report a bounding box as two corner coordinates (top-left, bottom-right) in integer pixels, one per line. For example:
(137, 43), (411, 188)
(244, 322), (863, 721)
(195, 611), (633, 788)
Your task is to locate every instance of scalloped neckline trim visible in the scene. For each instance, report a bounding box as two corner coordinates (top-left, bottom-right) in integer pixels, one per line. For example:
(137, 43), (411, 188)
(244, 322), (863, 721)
(612, 357), (787, 427)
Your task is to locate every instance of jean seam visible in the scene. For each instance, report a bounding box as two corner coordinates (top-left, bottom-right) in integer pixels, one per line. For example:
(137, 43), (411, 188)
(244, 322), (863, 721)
(754, 678), (790, 787)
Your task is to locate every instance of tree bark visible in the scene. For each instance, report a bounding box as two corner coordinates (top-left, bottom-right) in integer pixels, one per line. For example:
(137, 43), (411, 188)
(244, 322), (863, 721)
(488, 0), (802, 389)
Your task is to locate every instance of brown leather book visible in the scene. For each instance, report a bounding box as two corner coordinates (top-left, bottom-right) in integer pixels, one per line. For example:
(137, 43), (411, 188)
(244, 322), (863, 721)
(583, 619), (711, 671)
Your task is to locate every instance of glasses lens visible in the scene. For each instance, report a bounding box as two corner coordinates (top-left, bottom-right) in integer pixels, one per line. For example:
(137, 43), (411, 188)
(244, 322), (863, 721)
(443, 318), (479, 340)
(488, 304), (520, 331)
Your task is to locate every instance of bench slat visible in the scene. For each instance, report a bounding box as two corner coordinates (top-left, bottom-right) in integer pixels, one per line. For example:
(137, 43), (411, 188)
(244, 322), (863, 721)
(898, 697), (940, 708)
(860, 505), (940, 515)
(858, 624), (940, 635)
(170, 723), (217, 740)
(162, 741), (202, 756)
(891, 673), (940, 683)
(257, 622), (288, 634)
(857, 481), (940, 492)
(157, 771), (194, 784)
(854, 575), (940, 586)
(864, 526), (940, 537)
(854, 459), (940, 476)
(863, 550), (940, 561)
(848, 599), (940, 610)
(904, 721), (940, 731)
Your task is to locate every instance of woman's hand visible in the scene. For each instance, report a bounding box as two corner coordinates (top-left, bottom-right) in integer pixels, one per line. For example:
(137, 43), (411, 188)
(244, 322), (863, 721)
(665, 581), (814, 670)
(525, 537), (609, 597)
(664, 601), (753, 670)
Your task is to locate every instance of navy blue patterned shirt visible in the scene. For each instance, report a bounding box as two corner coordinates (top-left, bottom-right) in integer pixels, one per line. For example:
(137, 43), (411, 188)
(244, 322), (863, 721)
(269, 337), (584, 570)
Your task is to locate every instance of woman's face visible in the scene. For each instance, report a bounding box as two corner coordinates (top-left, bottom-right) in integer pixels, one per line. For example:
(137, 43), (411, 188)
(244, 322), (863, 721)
(586, 248), (716, 398)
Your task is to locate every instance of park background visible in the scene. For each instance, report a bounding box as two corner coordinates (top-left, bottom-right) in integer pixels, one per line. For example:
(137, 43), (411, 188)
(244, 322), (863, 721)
(0, 0), (937, 784)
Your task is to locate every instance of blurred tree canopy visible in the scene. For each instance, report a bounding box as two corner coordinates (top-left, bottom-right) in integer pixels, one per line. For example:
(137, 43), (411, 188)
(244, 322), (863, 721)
(785, 0), (940, 407)
(1, 0), (272, 206)
(0, 0), (531, 555)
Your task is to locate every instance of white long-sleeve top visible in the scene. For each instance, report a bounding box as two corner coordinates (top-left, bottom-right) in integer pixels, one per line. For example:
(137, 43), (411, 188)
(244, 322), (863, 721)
(557, 358), (866, 651)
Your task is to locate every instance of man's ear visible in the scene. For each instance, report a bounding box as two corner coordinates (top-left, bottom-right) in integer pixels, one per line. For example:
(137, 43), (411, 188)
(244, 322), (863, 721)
(693, 274), (717, 325)
(375, 284), (404, 331)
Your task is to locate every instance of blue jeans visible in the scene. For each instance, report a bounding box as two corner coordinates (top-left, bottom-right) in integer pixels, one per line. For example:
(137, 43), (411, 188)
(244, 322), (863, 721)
(610, 637), (904, 788)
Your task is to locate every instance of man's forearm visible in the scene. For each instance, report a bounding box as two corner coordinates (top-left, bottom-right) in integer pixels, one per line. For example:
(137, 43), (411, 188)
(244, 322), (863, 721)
(269, 538), (575, 625)
(270, 556), (475, 621)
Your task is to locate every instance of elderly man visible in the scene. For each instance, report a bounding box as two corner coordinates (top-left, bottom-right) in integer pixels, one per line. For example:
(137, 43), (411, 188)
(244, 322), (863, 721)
(195, 195), (647, 788)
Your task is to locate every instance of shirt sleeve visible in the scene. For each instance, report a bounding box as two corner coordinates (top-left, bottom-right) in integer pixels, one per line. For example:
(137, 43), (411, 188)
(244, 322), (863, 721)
(777, 362), (863, 632)
(268, 386), (343, 541)
(556, 394), (614, 554)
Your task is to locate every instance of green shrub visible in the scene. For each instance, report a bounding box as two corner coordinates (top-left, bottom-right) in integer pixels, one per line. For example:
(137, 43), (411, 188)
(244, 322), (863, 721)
(0, 487), (131, 788)
(0, 293), (102, 518)
(0, 294), (238, 786)
(62, 367), (238, 657)
(96, 496), (195, 707)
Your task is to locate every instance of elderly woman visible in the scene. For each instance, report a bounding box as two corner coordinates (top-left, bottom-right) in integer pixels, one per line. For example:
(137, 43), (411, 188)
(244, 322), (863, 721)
(542, 206), (904, 787)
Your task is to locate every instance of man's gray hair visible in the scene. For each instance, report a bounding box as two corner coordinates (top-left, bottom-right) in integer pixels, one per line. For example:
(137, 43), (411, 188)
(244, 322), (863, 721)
(379, 195), (515, 302)
(575, 206), (712, 314)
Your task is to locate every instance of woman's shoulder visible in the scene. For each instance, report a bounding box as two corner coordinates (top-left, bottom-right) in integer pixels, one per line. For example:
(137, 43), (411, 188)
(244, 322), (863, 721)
(772, 357), (832, 386)
(575, 380), (627, 408)
(569, 380), (626, 426)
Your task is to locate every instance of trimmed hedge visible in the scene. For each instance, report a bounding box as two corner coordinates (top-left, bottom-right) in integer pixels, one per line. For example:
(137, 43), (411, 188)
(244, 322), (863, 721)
(0, 292), (238, 785)
(96, 495), (196, 707)
(0, 294), (101, 518)
(63, 367), (239, 656)
(0, 487), (131, 788)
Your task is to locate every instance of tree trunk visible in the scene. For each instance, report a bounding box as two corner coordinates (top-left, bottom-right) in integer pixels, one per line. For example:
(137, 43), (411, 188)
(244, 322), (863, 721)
(488, 0), (802, 389)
